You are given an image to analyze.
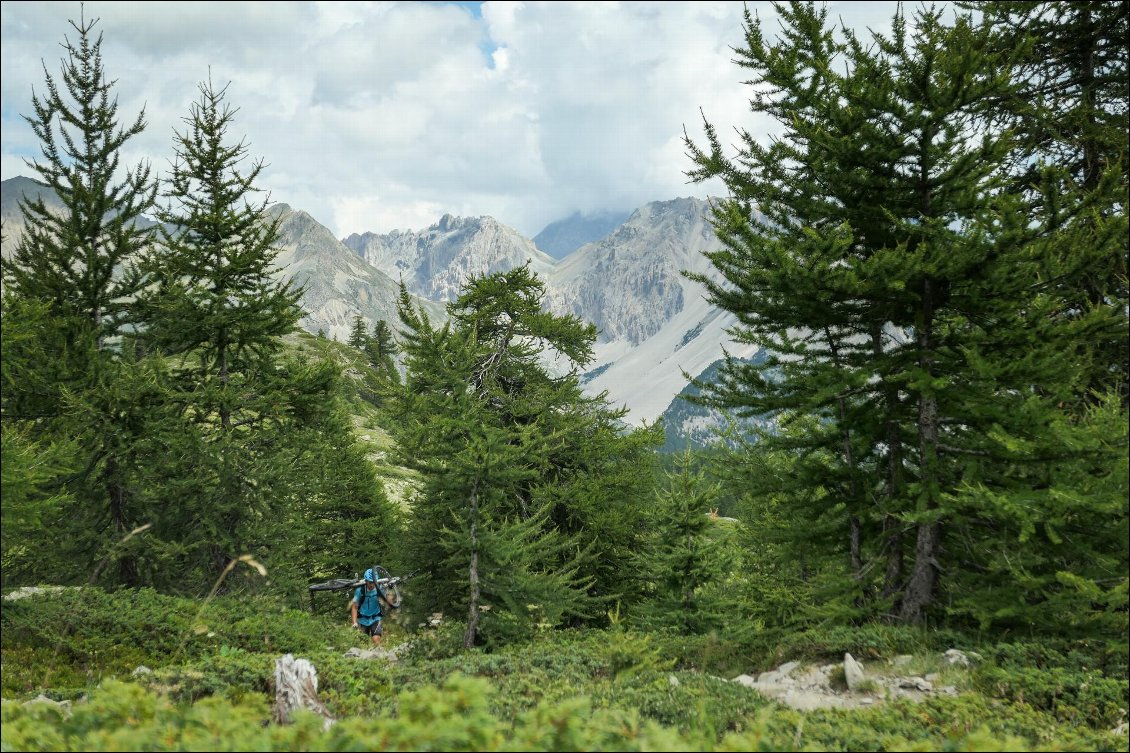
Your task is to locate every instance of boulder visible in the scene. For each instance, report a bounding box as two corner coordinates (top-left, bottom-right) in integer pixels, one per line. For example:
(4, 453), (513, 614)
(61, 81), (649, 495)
(22, 694), (71, 715)
(943, 649), (982, 667)
(843, 653), (866, 691)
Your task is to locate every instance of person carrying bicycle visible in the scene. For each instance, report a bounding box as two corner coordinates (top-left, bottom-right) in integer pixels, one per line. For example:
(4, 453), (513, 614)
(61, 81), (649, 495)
(351, 567), (396, 645)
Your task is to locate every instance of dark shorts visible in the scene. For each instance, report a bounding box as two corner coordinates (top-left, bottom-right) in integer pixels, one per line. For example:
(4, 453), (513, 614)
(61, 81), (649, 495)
(358, 620), (383, 637)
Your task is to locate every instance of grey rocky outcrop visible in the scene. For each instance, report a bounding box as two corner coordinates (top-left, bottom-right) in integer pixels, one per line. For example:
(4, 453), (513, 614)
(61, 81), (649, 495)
(843, 653), (866, 691)
(731, 654), (967, 711)
(344, 642), (411, 662)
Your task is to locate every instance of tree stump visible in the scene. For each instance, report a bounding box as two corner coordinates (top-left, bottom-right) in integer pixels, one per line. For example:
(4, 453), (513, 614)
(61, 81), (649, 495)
(272, 654), (334, 729)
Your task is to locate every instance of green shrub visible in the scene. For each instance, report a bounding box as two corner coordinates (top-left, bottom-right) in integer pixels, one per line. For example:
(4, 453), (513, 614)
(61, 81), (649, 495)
(973, 664), (1128, 728)
(768, 624), (970, 665)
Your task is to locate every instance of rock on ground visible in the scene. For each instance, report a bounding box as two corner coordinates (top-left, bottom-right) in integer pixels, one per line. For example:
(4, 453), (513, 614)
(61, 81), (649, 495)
(843, 652), (866, 691)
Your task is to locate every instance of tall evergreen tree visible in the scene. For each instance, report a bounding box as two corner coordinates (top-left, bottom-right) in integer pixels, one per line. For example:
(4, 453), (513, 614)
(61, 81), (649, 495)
(347, 315), (368, 349)
(2, 12), (154, 350)
(0, 13), (164, 587)
(135, 78), (312, 586)
(391, 274), (593, 647)
(686, 2), (1125, 626)
(141, 78), (302, 429)
(633, 452), (732, 634)
(390, 266), (659, 645)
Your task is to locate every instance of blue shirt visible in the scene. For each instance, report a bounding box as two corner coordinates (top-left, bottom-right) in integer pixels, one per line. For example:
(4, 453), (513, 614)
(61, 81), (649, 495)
(353, 585), (385, 626)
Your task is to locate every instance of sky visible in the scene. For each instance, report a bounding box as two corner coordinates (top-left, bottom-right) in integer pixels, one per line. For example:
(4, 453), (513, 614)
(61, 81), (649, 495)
(1, 1), (901, 239)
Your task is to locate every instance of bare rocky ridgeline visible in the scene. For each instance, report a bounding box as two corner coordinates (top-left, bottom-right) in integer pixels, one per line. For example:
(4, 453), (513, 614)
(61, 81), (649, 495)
(729, 650), (981, 711)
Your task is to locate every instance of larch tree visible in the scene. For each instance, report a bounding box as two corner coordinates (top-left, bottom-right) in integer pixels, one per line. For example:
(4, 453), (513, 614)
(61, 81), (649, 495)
(390, 266), (660, 646)
(0, 12), (163, 587)
(135, 78), (321, 588)
(686, 1), (1124, 627)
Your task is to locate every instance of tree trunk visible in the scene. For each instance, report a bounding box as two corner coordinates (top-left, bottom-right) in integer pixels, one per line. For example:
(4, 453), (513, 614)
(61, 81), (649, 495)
(873, 325), (905, 607)
(849, 516), (863, 579)
(881, 515), (904, 602)
(901, 519), (942, 624)
(901, 276), (942, 624)
(273, 654), (334, 729)
(464, 478), (481, 649)
(107, 459), (138, 586)
(826, 329), (864, 583)
(219, 336), (230, 431)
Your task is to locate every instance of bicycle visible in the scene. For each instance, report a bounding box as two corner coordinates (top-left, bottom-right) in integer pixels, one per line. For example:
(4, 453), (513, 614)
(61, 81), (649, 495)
(306, 565), (416, 612)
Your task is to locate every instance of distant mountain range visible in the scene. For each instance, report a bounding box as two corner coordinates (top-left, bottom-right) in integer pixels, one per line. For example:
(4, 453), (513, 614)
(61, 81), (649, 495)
(343, 213), (556, 302)
(532, 210), (631, 259)
(1, 176), (761, 444)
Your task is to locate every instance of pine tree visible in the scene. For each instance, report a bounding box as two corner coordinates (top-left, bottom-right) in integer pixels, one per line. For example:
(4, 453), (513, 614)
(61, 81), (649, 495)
(634, 452), (732, 634)
(0, 13), (165, 587)
(363, 319), (400, 383)
(140, 78), (302, 429)
(389, 267), (656, 646)
(686, 2), (1122, 626)
(347, 315), (368, 349)
(2, 12), (154, 351)
(135, 78), (311, 586)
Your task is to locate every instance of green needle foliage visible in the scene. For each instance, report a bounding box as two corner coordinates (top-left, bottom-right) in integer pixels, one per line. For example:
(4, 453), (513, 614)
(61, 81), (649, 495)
(390, 266), (660, 646)
(390, 268), (596, 647)
(685, 1), (1128, 630)
(0, 12), (167, 587)
(964, 1), (1129, 403)
(2, 12), (155, 352)
(633, 452), (733, 635)
(125, 78), (390, 594)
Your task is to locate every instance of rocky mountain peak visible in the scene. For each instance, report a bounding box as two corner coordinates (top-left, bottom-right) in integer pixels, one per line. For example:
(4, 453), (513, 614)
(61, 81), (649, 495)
(342, 211), (554, 303)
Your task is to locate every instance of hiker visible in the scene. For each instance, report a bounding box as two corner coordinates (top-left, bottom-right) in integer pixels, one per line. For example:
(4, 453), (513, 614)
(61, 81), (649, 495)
(351, 568), (396, 646)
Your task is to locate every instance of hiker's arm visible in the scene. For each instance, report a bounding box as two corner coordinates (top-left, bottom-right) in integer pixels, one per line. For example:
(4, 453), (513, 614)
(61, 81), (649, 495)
(350, 600), (359, 627)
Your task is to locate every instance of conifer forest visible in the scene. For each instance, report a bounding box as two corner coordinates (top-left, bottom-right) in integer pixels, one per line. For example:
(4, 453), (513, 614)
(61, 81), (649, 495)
(1, 3), (1127, 750)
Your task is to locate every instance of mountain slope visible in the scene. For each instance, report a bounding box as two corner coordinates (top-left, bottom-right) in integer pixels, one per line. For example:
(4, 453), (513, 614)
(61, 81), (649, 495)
(533, 209), (630, 259)
(270, 205), (444, 341)
(343, 214), (556, 302)
(1, 175), (160, 259)
(339, 196), (761, 430)
(546, 197), (718, 345)
(546, 197), (761, 426)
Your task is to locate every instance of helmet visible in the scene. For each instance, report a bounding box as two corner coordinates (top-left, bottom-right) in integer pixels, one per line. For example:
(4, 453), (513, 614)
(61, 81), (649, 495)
(364, 568), (376, 583)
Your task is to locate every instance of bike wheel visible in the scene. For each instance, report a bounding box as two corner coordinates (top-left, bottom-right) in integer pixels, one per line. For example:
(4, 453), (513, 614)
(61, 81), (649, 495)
(372, 565), (403, 608)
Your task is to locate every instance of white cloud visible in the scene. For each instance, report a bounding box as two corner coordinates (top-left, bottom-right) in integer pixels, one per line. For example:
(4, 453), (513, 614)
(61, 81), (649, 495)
(2, 1), (905, 238)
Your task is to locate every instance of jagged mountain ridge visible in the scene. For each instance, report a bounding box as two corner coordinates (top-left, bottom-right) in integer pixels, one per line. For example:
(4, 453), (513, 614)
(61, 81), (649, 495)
(3, 175), (762, 435)
(546, 197), (720, 345)
(0, 176), (441, 343)
(343, 214), (556, 302)
(342, 197), (761, 428)
(269, 204), (444, 341)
